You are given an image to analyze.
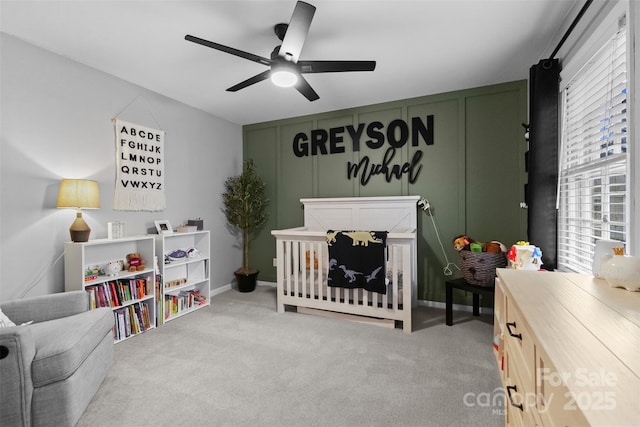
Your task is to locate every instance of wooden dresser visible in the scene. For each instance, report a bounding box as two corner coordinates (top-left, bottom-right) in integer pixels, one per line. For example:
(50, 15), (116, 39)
(493, 269), (640, 426)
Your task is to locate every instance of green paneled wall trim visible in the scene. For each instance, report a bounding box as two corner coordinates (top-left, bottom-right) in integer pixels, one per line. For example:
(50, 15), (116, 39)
(243, 80), (528, 305)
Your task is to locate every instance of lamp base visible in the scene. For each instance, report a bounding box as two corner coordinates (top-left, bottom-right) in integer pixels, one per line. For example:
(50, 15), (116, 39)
(70, 229), (91, 242)
(69, 212), (91, 242)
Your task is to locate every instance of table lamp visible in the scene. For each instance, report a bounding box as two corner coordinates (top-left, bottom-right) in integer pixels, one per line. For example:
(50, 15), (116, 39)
(56, 179), (100, 242)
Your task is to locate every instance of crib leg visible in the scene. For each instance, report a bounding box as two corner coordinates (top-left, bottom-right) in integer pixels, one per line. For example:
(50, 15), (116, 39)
(403, 312), (412, 333)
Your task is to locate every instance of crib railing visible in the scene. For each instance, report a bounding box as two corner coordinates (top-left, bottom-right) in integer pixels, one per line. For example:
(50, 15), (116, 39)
(271, 227), (416, 332)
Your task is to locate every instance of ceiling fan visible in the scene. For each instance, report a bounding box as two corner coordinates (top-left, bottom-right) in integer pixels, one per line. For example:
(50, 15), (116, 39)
(184, 1), (376, 101)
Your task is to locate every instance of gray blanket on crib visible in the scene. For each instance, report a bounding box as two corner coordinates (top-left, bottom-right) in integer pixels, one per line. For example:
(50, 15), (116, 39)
(326, 230), (387, 294)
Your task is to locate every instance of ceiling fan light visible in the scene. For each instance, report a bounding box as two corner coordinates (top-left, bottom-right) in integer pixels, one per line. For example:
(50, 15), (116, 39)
(271, 70), (298, 87)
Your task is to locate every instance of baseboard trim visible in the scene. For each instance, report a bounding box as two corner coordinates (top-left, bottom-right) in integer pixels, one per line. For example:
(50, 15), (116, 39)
(210, 283), (232, 296)
(257, 280), (276, 288)
(417, 299), (494, 315)
(209, 280), (274, 296)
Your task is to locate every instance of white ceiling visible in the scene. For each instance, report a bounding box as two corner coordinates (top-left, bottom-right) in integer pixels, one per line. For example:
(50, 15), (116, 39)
(1, 0), (578, 125)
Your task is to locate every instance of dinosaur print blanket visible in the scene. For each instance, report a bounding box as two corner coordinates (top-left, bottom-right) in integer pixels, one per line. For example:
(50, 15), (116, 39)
(326, 230), (388, 294)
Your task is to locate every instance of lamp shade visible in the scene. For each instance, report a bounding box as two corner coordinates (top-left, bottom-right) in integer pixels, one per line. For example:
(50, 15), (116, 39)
(57, 179), (100, 242)
(56, 179), (100, 209)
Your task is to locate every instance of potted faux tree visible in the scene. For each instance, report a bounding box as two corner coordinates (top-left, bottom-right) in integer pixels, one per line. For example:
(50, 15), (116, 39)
(222, 159), (269, 292)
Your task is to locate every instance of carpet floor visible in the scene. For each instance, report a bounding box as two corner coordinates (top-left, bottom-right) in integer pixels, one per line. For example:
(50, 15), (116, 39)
(77, 286), (504, 427)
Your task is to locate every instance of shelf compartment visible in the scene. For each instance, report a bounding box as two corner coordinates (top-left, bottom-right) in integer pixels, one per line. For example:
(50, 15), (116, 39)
(163, 287), (209, 321)
(155, 231), (211, 325)
(113, 301), (155, 342)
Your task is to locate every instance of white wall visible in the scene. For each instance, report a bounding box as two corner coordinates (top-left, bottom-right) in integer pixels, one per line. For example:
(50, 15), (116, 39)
(0, 33), (243, 301)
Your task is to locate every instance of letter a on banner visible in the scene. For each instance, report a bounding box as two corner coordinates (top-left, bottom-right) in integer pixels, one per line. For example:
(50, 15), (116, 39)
(113, 119), (166, 211)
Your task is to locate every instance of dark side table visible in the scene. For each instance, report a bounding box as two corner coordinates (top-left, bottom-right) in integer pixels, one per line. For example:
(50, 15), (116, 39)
(445, 277), (495, 326)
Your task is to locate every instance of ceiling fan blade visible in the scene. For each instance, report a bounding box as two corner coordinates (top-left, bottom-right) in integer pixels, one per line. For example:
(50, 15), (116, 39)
(226, 70), (272, 92)
(298, 60), (377, 73)
(185, 34), (271, 66)
(295, 75), (319, 101)
(278, 1), (316, 63)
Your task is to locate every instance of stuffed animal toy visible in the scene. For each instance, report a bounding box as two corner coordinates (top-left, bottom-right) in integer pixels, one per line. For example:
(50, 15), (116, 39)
(124, 253), (146, 272)
(453, 235), (507, 253)
(482, 241), (504, 253)
(453, 235), (476, 251)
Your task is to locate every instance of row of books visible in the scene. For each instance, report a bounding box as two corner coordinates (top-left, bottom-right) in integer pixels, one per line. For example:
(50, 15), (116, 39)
(87, 276), (152, 308)
(164, 289), (207, 320)
(113, 302), (152, 341)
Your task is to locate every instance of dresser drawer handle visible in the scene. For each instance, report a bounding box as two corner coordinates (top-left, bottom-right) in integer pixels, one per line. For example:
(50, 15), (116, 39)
(506, 385), (524, 411)
(506, 321), (522, 340)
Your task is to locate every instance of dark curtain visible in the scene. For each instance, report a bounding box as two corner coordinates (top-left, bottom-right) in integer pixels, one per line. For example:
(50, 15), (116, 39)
(527, 59), (559, 270)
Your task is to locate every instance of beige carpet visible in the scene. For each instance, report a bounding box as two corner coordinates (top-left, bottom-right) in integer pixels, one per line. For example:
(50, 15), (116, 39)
(77, 286), (504, 427)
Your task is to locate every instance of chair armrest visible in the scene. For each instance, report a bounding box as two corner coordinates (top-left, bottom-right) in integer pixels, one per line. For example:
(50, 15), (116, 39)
(0, 325), (36, 426)
(0, 291), (89, 325)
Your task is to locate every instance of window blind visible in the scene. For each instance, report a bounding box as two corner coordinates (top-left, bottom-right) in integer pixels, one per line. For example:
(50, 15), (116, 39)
(558, 27), (628, 273)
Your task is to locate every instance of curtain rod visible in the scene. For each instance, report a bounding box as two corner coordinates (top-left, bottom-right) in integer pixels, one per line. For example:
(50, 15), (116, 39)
(549, 0), (593, 60)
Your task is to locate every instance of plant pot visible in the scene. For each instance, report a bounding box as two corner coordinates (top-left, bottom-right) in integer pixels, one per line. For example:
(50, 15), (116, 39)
(234, 270), (259, 293)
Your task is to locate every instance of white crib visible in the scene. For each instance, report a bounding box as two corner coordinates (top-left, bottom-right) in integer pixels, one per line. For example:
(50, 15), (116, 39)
(271, 196), (419, 332)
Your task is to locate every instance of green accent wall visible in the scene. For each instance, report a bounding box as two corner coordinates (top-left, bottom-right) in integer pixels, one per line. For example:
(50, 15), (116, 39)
(243, 80), (528, 305)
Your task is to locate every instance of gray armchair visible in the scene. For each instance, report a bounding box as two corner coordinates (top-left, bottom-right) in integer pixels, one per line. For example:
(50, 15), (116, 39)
(0, 291), (113, 426)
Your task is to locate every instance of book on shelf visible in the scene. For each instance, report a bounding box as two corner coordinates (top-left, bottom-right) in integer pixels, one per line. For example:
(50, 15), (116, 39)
(109, 282), (120, 307)
(131, 305), (138, 333)
(155, 274), (163, 326)
(118, 280), (129, 301)
(115, 310), (126, 340)
(132, 303), (144, 333)
(88, 288), (97, 309)
(124, 306), (131, 337)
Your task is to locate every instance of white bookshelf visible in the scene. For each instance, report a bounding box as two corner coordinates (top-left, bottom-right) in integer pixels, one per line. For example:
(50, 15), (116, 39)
(154, 230), (210, 324)
(64, 236), (156, 343)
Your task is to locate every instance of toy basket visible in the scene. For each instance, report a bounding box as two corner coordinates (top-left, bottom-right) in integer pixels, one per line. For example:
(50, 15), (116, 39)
(458, 250), (507, 287)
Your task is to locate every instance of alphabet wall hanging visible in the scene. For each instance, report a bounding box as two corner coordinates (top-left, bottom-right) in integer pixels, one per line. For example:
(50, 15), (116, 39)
(113, 119), (166, 211)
